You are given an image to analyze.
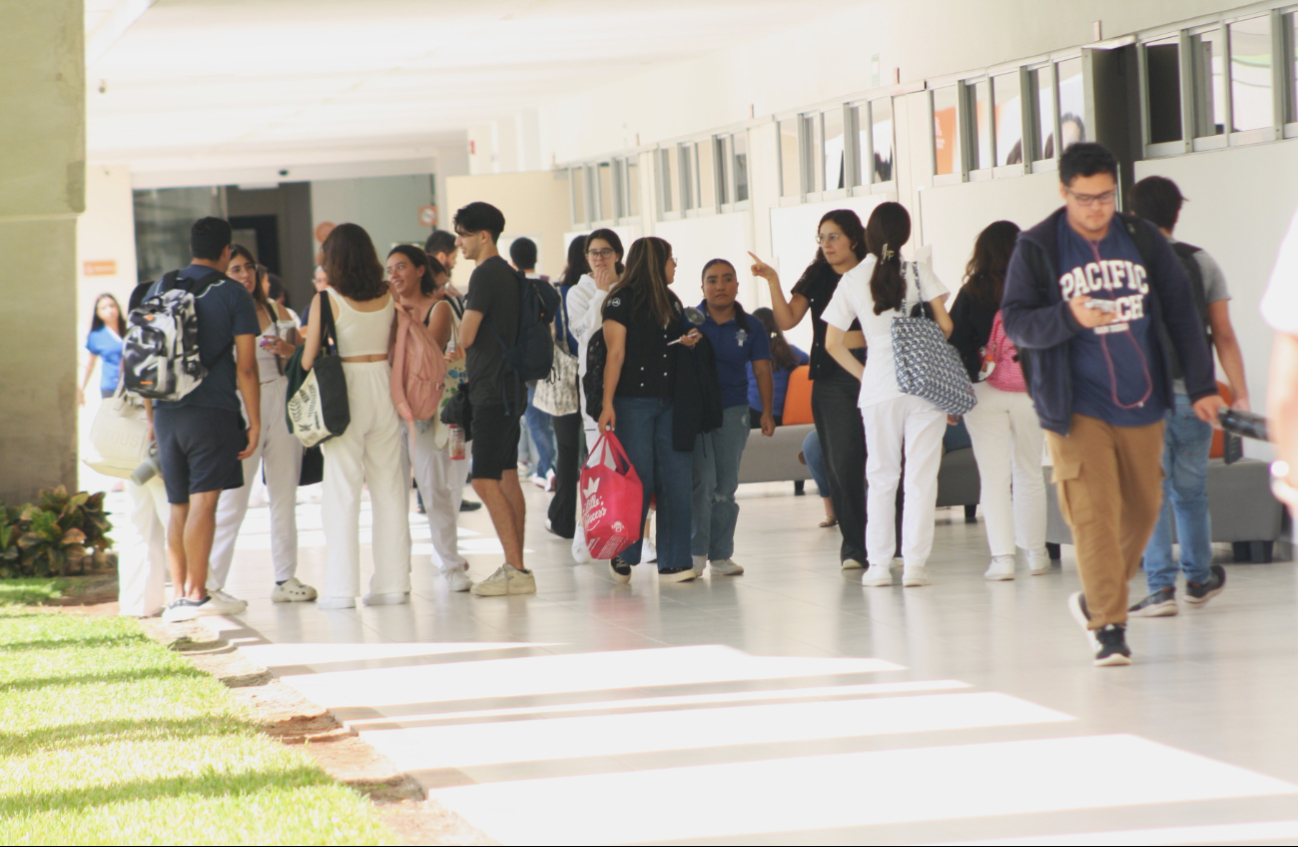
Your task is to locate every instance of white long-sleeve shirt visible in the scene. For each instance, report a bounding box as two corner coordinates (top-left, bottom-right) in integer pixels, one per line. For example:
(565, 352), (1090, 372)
(564, 274), (609, 423)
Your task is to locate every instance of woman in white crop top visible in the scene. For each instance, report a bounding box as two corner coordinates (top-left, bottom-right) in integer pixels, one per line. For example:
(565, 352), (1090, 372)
(209, 245), (316, 608)
(302, 223), (412, 609)
(822, 202), (953, 588)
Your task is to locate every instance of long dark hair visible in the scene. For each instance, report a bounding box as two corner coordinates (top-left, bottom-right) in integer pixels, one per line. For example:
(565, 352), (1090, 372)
(323, 223), (387, 301)
(388, 244), (438, 296)
(586, 228), (626, 275)
(89, 292), (126, 336)
(606, 237), (677, 328)
(561, 235), (589, 287)
(964, 221), (1021, 308)
(864, 202), (911, 315)
(753, 307), (797, 370)
(229, 245), (272, 313)
(809, 209), (867, 269)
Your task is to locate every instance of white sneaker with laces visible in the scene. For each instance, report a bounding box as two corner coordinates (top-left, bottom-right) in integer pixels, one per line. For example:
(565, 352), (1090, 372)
(445, 567), (473, 592)
(270, 577), (317, 603)
(206, 591), (248, 615)
(162, 597), (209, 622)
(1028, 548), (1053, 575)
(902, 566), (931, 587)
(862, 564), (893, 587)
(572, 527), (593, 565)
(472, 564), (537, 596)
(984, 556), (1016, 581)
(692, 555), (707, 578)
(709, 559), (745, 576)
(363, 592), (409, 606)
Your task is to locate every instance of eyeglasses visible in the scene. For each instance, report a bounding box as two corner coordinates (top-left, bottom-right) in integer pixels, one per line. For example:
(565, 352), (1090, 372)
(815, 232), (844, 245)
(1067, 189), (1117, 207)
(586, 248), (616, 259)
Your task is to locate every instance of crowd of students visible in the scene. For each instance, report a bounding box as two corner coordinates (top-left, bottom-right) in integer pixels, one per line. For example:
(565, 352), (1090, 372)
(107, 139), (1298, 668)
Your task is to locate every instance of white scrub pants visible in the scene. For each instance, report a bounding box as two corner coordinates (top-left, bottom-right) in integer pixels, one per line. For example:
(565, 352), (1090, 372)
(861, 394), (947, 569)
(118, 476), (169, 617)
(209, 377), (303, 591)
(962, 381), (1047, 558)
(321, 361), (412, 600)
(402, 421), (469, 574)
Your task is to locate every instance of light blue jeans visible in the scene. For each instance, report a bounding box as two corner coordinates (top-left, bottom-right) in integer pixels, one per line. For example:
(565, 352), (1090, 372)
(1143, 393), (1214, 592)
(692, 405), (752, 560)
(801, 428), (829, 498)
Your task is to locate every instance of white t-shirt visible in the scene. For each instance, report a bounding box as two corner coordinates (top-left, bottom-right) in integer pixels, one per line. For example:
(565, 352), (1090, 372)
(1263, 208), (1298, 336)
(822, 256), (949, 409)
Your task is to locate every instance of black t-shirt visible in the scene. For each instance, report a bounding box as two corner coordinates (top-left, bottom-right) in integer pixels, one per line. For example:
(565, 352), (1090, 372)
(791, 263), (860, 380)
(465, 255), (526, 410)
(603, 289), (683, 398)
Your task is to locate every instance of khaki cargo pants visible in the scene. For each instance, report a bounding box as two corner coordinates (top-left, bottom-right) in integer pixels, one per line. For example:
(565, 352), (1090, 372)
(1046, 414), (1165, 628)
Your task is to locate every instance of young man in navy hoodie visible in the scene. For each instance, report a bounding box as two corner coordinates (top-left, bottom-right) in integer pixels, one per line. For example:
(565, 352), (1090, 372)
(1001, 143), (1223, 666)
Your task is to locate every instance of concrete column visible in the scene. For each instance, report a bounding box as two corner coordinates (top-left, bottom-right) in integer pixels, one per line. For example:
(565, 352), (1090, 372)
(0, 1), (86, 504)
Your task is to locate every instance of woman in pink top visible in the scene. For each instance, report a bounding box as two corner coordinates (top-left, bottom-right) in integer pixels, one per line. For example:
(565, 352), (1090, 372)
(948, 221), (1050, 580)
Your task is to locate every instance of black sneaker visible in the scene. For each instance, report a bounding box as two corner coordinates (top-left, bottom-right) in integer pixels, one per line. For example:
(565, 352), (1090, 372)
(1184, 564), (1226, 607)
(610, 557), (632, 584)
(459, 499), (483, 512)
(1129, 586), (1178, 617)
(1094, 624), (1132, 666)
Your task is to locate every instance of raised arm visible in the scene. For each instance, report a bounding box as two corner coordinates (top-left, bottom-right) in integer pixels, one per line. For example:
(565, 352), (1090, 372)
(750, 252), (809, 331)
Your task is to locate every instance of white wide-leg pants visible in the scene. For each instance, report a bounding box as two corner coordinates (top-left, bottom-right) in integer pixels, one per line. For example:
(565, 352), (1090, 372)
(862, 394), (947, 569)
(209, 377), (303, 591)
(118, 476), (169, 617)
(402, 421), (469, 574)
(321, 361), (412, 600)
(962, 381), (1047, 558)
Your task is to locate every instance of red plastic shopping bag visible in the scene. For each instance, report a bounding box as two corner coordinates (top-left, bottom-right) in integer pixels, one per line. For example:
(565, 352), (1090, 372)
(579, 432), (644, 560)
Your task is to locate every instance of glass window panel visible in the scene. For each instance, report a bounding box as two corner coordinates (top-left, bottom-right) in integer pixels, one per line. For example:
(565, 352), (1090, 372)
(779, 118), (801, 196)
(822, 108), (845, 191)
(970, 79), (993, 170)
(598, 162), (614, 220)
(571, 167), (586, 223)
(932, 86), (959, 175)
(851, 105), (867, 186)
(660, 149), (676, 213)
(627, 159), (640, 218)
(801, 115), (820, 192)
(713, 136), (729, 206)
(1031, 67), (1055, 160)
(1146, 37), (1183, 144)
(1056, 57), (1087, 150)
(1230, 16), (1272, 132)
(993, 73), (1023, 166)
(1292, 13), (1298, 123)
(732, 132), (749, 202)
(678, 144), (695, 211)
(1191, 29), (1227, 137)
(872, 98), (894, 182)
(697, 140), (717, 209)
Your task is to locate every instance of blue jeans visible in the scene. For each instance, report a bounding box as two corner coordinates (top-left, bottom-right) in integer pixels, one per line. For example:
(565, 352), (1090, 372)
(692, 405), (751, 560)
(801, 429), (829, 498)
(523, 384), (555, 478)
(613, 396), (692, 572)
(1143, 393), (1214, 592)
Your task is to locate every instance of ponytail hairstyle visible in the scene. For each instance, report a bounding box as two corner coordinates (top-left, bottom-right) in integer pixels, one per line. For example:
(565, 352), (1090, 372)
(753, 307), (797, 371)
(560, 234), (590, 287)
(963, 220), (1021, 308)
(700, 258), (736, 281)
(229, 244), (271, 312)
(606, 237), (676, 328)
(864, 202), (912, 315)
(585, 228), (626, 275)
(388, 243), (436, 296)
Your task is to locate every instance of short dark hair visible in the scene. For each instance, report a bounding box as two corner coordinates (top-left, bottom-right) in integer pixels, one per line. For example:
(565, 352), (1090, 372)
(701, 258), (736, 281)
(1059, 142), (1118, 187)
(322, 222), (387, 301)
(425, 229), (456, 257)
(453, 202), (506, 244)
(509, 237), (538, 272)
(190, 216), (232, 261)
(1129, 176), (1184, 231)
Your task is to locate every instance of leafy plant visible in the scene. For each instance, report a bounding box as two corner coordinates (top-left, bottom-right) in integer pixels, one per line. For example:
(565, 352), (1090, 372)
(0, 521), (20, 579)
(18, 506), (87, 577)
(0, 488), (113, 579)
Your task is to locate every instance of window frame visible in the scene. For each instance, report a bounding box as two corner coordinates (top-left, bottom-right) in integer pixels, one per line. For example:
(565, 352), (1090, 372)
(850, 96), (898, 194)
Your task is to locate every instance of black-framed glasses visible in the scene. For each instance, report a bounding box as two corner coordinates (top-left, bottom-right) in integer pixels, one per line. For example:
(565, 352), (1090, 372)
(586, 248), (616, 259)
(1066, 189), (1117, 207)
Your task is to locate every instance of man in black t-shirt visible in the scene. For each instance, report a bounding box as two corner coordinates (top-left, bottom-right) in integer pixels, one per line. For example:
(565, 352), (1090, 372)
(455, 202), (535, 596)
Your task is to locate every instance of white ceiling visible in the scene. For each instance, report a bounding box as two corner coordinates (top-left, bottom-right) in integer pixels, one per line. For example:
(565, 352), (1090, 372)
(88, 0), (834, 183)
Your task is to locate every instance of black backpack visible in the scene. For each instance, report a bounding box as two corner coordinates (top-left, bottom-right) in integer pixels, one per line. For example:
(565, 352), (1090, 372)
(1166, 241), (1210, 380)
(489, 271), (559, 383)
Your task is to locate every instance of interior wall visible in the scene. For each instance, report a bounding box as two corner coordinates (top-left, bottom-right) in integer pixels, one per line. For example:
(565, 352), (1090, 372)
(444, 171), (572, 289)
(226, 182), (315, 309)
(310, 174), (435, 271)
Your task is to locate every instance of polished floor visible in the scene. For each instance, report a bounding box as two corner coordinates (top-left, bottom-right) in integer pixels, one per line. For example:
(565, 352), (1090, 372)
(138, 480), (1298, 845)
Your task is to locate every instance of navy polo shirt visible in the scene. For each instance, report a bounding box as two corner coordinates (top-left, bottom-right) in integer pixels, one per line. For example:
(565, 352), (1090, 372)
(697, 302), (771, 410)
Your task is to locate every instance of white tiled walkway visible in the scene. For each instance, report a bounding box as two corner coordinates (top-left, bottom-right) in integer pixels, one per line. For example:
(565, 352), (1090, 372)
(157, 481), (1298, 845)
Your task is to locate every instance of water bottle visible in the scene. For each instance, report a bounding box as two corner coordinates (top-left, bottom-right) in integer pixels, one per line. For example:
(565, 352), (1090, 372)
(448, 423), (465, 460)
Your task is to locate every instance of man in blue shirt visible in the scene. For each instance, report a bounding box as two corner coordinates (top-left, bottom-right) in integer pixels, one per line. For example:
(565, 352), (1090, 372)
(692, 259), (774, 578)
(144, 217), (262, 622)
(1002, 144), (1223, 666)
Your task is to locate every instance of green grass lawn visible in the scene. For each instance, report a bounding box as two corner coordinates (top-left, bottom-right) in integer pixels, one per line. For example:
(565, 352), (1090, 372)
(0, 578), (72, 606)
(0, 607), (393, 845)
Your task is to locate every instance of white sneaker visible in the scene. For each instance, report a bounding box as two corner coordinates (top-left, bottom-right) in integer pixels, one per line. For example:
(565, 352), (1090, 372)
(643, 535), (658, 564)
(205, 591), (248, 615)
(532, 472), (549, 489)
(318, 596), (356, 609)
(572, 527), (593, 564)
(362, 592), (409, 606)
(1028, 548), (1053, 575)
(445, 567), (473, 592)
(862, 564), (893, 587)
(984, 556), (1016, 581)
(472, 564), (537, 596)
(692, 555), (707, 578)
(162, 597), (209, 622)
(658, 568), (697, 584)
(270, 577), (318, 603)
(709, 559), (745, 576)
(902, 566), (931, 587)
(841, 558), (865, 570)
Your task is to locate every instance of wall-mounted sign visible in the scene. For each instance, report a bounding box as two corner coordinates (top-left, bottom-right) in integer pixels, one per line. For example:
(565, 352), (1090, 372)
(418, 206), (438, 227)
(314, 221), (335, 243)
(83, 260), (116, 276)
